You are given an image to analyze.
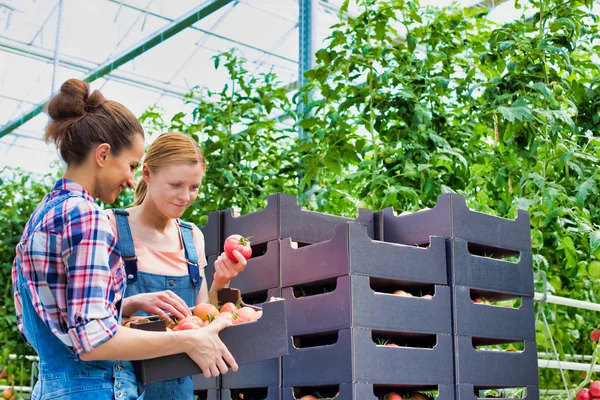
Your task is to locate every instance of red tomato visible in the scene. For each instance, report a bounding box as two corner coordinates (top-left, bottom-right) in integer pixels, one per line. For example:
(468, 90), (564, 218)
(590, 381), (600, 396)
(220, 302), (238, 313)
(177, 316), (202, 331)
(237, 307), (256, 321)
(388, 393), (403, 400)
(224, 234), (252, 261)
(410, 393), (429, 400)
(577, 388), (591, 400)
(591, 329), (600, 343)
(218, 311), (234, 321)
(298, 396), (317, 400)
(194, 303), (219, 322)
(251, 310), (263, 321)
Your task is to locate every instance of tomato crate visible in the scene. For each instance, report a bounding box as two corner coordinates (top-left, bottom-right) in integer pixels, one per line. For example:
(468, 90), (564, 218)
(192, 373), (220, 390)
(280, 222), (447, 287)
(220, 386), (281, 400)
(452, 286), (535, 341)
(130, 289), (288, 384)
(200, 210), (223, 256)
(456, 384), (539, 400)
(221, 357), (281, 389)
(377, 194), (531, 253)
(194, 389), (219, 400)
(226, 240), (280, 294)
(454, 335), (538, 388)
(282, 383), (456, 400)
(447, 238), (534, 297)
(222, 193), (375, 247)
(282, 328), (454, 387)
(282, 274), (452, 335)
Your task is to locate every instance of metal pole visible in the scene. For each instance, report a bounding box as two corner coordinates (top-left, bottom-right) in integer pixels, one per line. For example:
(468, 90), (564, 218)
(298, 0), (313, 141)
(50, 0), (63, 93)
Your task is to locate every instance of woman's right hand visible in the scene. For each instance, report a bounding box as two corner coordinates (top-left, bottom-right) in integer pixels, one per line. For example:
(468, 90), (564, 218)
(182, 318), (238, 378)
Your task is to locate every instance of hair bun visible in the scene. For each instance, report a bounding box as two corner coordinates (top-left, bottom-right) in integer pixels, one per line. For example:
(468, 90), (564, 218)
(84, 90), (106, 112)
(47, 78), (90, 120)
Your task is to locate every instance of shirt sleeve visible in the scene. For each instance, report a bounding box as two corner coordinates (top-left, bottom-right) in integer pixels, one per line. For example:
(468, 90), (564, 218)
(62, 201), (121, 356)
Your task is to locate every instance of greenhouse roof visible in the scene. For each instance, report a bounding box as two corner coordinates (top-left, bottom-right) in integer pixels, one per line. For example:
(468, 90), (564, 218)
(0, 0), (581, 174)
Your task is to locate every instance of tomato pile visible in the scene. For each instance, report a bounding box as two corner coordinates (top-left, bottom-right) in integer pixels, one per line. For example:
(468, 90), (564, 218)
(577, 381), (600, 400)
(168, 302), (263, 331)
(393, 290), (432, 299)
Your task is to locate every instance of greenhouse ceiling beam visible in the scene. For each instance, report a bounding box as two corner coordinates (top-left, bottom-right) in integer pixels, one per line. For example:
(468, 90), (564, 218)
(0, 0), (233, 139)
(105, 0), (297, 65)
(0, 36), (195, 100)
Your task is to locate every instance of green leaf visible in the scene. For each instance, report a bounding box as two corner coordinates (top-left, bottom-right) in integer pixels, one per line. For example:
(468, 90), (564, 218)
(498, 104), (533, 122)
(576, 177), (597, 206)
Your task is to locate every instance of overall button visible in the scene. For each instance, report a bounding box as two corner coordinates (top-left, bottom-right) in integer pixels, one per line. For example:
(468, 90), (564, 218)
(127, 274), (134, 280)
(116, 381), (122, 388)
(115, 364), (123, 372)
(169, 280), (175, 287)
(117, 391), (123, 398)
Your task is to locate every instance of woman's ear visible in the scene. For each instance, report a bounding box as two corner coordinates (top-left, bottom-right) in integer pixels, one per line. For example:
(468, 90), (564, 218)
(95, 143), (111, 167)
(142, 164), (151, 184)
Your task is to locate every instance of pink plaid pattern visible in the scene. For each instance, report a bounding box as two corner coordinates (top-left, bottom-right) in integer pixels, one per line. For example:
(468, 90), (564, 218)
(12, 179), (125, 355)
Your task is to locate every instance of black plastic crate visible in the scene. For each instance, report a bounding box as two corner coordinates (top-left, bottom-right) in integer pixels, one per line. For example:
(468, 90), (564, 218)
(222, 193), (375, 246)
(453, 286), (535, 341)
(283, 274), (452, 335)
(447, 239), (534, 297)
(194, 389), (219, 400)
(456, 384), (539, 399)
(200, 211), (223, 257)
(192, 373), (219, 390)
(227, 240), (280, 294)
(204, 254), (216, 291)
(282, 383), (456, 400)
(221, 357), (281, 389)
(281, 222), (447, 287)
(220, 386), (281, 400)
(454, 335), (539, 387)
(282, 327), (454, 386)
(378, 194), (531, 252)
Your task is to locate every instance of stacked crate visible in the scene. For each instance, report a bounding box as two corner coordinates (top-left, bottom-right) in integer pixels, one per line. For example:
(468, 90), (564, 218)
(195, 193), (538, 400)
(379, 194), (539, 399)
(280, 222), (454, 400)
(197, 194), (374, 400)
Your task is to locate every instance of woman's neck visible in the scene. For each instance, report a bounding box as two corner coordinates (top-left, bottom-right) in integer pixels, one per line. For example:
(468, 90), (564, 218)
(134, 198), (173, 234)
(63, 165), (98, 198)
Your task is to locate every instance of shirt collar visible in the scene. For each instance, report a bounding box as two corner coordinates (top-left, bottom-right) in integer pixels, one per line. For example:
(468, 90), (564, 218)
(51, 178), (95, 203)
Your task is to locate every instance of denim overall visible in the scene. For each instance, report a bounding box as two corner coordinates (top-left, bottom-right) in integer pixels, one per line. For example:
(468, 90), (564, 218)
(15, 194), (144, 400)
(113, 209), (202, 400)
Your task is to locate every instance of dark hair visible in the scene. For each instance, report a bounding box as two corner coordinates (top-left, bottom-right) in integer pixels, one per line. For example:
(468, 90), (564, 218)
(44, 79), (144, 165)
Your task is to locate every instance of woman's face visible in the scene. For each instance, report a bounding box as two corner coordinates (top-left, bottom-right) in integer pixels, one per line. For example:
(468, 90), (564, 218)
(97, 134), (145, 204)
(145, 163), (204, 219)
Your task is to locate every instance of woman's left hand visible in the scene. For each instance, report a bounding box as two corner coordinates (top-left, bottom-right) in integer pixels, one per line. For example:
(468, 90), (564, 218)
(212, 250), (247, 287)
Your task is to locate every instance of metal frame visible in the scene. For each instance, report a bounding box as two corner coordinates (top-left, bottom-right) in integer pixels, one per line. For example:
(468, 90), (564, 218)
(0, 0), (234, 140)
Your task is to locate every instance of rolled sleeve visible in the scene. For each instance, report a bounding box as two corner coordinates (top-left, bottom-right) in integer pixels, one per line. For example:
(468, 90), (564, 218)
(62, 201), (121, 356)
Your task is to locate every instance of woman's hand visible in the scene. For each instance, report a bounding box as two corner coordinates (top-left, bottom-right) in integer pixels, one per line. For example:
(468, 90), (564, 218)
(212, 250), (247, 289)
(122, 290), (191, 322)
(182, 318), (238, 378)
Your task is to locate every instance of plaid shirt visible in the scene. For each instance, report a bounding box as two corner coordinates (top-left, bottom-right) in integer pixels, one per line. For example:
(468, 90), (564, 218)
(12, 179), (126, 356)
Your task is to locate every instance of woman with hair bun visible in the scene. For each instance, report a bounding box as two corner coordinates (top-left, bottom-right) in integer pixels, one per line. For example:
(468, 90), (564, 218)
(12, 79), (237, 400)
(106, 132), (248, 400)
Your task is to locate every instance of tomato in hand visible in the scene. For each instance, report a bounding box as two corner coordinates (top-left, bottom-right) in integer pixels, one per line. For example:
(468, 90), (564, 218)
(224, 234), (252, 261)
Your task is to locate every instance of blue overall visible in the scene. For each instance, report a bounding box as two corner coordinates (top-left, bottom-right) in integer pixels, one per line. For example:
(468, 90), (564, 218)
(15, 194), (143, 400)
(113, 209), (202, 400)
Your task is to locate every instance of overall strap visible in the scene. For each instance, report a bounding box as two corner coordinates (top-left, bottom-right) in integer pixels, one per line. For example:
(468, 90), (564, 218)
(178, 220), (201, 287)
(17, 193), (77, 281)
(112, 209), (138, 284)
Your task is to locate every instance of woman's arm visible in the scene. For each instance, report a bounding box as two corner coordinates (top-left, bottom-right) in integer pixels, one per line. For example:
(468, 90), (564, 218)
(80, 319), (238, 378)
